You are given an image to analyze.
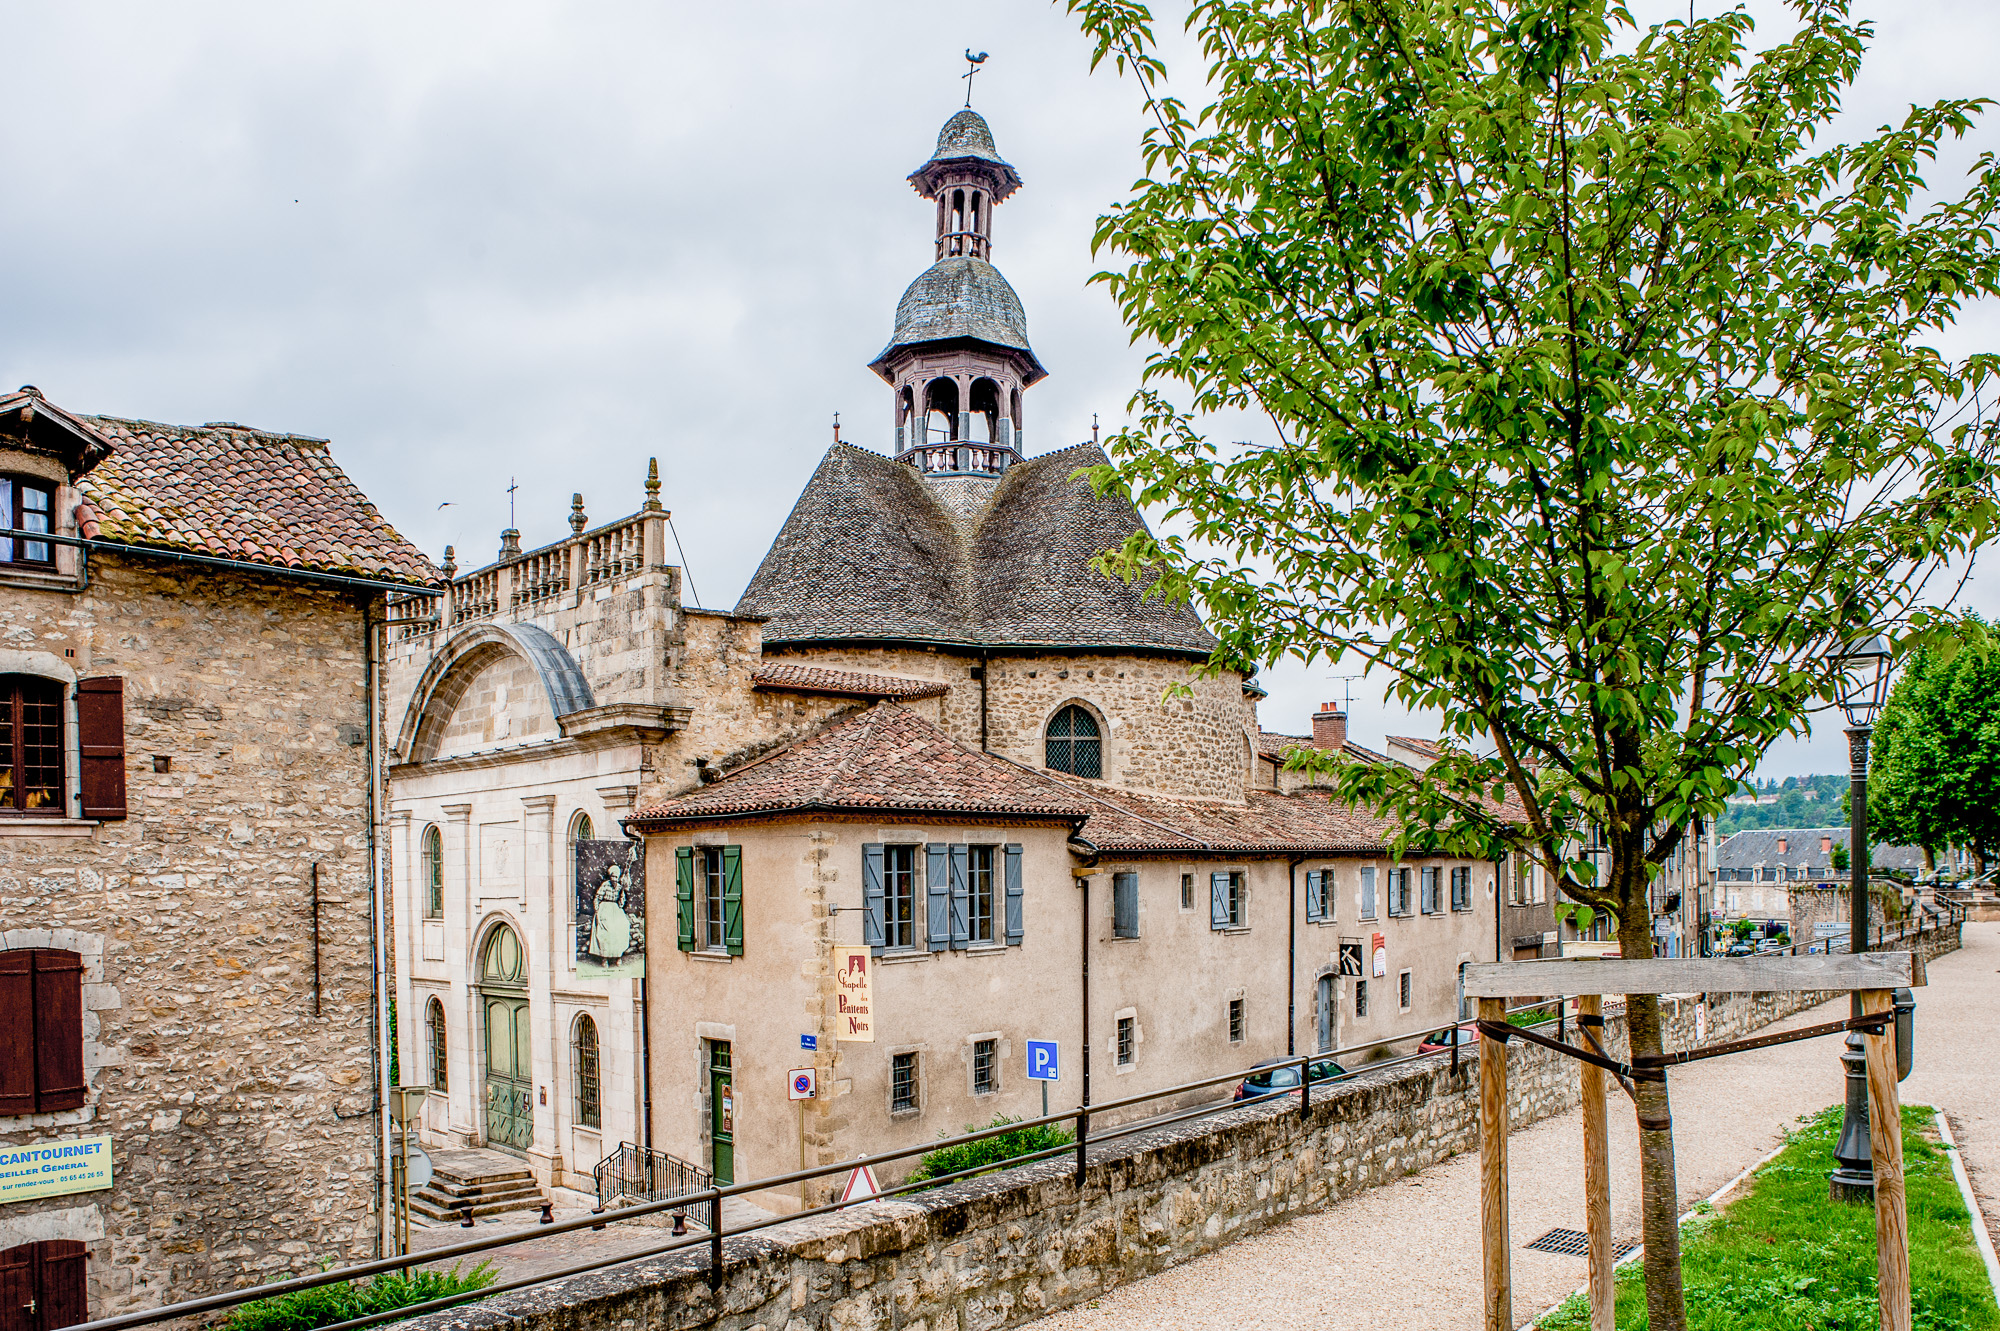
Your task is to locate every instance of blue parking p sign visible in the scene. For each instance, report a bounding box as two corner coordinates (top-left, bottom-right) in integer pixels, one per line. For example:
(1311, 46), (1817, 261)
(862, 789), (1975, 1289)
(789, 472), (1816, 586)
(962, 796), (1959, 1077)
(1026, 1040), (1060, 1082)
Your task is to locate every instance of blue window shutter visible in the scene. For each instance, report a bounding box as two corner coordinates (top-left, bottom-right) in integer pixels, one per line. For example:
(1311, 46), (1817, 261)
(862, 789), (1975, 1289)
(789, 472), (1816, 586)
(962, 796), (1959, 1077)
(862, 844), (886, 953)
(1361, 866), (1377, 919)
(1210, 873), (1229, 930)
(926, 845), (950, 951)
(721, 845), (744, 957)
(1305, 870), (1323, 923)
(1004, 844), (1024, 945)
(948, 844), (970, 949)
(1420, 868), (1436, 915)
(1113, 872), (1138, 938)
(675, 847), (695, 952)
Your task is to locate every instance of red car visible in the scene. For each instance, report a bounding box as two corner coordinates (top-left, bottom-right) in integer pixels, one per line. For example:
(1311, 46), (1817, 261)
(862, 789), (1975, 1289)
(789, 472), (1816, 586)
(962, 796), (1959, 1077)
(1419, 1024), (1479, 1054)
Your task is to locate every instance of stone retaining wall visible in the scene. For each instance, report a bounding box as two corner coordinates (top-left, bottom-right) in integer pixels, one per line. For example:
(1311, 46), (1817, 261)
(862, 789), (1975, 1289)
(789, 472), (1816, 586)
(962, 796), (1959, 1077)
(406, 925), (1960, 1331)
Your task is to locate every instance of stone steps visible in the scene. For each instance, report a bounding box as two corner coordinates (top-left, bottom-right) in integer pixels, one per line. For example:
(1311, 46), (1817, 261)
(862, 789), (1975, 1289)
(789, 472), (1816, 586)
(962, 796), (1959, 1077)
(410, 1147), (549, 1224)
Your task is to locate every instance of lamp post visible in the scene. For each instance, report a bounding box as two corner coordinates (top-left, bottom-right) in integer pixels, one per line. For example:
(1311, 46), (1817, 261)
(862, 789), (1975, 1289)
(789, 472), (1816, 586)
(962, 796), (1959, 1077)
(1828, 635), (1892, 1203)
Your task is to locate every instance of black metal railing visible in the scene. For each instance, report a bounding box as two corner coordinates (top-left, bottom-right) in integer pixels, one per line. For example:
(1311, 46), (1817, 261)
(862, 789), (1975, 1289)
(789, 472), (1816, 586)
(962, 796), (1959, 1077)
(592, 1143), (715, 1231)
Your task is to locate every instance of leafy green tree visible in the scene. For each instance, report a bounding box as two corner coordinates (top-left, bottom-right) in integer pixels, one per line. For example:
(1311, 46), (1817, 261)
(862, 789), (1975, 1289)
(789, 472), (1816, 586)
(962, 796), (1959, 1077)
(1064, 1), (2000, 1323)
(1873, 617), (2000, 874)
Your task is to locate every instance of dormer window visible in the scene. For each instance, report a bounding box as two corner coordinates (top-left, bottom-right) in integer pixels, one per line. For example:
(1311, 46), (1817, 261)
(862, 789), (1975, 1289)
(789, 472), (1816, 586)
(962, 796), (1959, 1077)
(0, 476), (54, 566)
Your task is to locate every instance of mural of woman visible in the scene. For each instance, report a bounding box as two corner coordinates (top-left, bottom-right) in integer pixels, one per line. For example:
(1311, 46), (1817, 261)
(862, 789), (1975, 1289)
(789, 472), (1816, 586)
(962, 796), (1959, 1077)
(586, 862), (632, 962)
(574, 840), (645, 977)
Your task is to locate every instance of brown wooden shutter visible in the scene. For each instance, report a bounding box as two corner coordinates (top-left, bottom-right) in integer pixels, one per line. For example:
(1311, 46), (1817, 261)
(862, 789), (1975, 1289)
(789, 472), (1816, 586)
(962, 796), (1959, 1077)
(75, 678), (126, 821)
(0, 952), (34, 1117)
(36, 1241), (88, 1331)
(32, 952), (85, 1113)
(0, 1245), (36, 1331)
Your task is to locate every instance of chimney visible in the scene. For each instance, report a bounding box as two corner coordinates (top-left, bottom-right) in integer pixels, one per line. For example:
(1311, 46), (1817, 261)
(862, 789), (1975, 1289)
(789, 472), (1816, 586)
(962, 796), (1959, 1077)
(1821, 836), (1832, 855)
(1311, 703), (1347, 752)
(1777, 836), (1788, 855)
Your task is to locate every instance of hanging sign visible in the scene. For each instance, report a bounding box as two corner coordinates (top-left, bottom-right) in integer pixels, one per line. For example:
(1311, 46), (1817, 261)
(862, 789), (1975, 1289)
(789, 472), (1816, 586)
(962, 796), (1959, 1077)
(789, 1068), (817, 1101)
(1372, 932), (1388, 978)
(833, 945), (874, 1042)
(0, 1136), (113, 1204)
(575, 840), (646, 979)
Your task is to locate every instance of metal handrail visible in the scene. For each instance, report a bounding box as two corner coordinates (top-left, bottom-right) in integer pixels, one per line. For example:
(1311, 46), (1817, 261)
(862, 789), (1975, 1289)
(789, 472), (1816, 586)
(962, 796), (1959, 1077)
(68, 996), (1549, 1331)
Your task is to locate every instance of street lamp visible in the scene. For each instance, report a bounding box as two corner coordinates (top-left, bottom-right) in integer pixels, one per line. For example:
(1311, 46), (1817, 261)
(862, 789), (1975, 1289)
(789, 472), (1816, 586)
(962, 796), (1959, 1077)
(1829, 634), (1892, 1202)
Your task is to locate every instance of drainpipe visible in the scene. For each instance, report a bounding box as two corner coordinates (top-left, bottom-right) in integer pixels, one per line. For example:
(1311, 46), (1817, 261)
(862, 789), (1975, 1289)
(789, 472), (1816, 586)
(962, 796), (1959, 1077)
(363, 594), (391, 1258)
(1495, 854), (1505, 964)
(977, 650), (990, 752)
(1067, 830), (1098, 1137)
(639, 977), (655, 1153)
(1287, 855), (1304, 1057)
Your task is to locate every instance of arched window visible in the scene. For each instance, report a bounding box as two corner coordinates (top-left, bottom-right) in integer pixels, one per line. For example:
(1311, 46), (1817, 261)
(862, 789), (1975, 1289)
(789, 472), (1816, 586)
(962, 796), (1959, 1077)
(421, 825), (443, 919)
(481, 925), (526, 986)
(1, 675), (65, 813)
(568, 812), (593, 877)
(426, 997), (448, 1091)
(572, 1014), (601, 1128)
(1045, 705), (1102, 778)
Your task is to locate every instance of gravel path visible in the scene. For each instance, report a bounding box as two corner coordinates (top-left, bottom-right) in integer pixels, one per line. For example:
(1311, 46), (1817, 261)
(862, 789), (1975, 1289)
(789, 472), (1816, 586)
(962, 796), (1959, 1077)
(1035, 924), (1998, 1331)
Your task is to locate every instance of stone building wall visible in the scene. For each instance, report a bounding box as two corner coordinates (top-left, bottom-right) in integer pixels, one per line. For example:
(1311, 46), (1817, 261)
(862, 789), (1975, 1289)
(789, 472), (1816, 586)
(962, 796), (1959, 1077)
(0, 559), (381, 1316)
(398, 921), (1961, 1331)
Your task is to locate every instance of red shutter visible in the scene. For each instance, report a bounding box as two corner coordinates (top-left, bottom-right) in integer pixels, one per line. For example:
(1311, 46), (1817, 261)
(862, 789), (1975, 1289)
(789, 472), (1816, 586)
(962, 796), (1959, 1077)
(0, 953), (33, 1117)
(75, 678), (125, 821)
(36, 1241), (88, 1331)
(0, 1245), (36, 1331)
(32, 952), (85, 1113)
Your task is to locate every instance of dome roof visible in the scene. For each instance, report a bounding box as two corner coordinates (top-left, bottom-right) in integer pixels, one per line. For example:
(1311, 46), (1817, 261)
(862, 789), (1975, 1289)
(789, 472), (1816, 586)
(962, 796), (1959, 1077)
(908, 109), (1022, 202)
(870, 257), (1046, 380)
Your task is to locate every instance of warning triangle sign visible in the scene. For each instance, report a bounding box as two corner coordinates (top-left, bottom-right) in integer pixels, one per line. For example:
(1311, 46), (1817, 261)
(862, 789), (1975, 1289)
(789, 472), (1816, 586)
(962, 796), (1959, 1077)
(838, 1160), (880, 1206)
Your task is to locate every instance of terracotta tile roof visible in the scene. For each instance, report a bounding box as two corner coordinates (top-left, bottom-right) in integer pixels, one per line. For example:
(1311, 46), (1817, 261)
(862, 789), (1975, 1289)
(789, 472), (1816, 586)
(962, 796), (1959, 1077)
(70, 412), (438, 586)
(1255, 731), (1393, 767)
(750, 664), (950, 702)
(1387, 735), (1446, 758)
(628, 704), (1091, 825)
(1030, 769), (1399, 855)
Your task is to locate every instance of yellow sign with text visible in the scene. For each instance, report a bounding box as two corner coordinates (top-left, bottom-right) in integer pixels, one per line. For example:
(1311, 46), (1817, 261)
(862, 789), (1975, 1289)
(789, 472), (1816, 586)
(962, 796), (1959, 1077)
(833, 945), (873, 1042)
(0, 1136), (113, 1203)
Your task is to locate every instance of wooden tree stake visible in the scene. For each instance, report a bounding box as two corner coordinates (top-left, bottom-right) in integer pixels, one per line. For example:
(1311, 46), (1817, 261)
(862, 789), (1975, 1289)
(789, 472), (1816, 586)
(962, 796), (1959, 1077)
(1863, 988), (1910, 1331)
(1479, 996), (1511, 1331)
(1579, 994), (1614, 1331)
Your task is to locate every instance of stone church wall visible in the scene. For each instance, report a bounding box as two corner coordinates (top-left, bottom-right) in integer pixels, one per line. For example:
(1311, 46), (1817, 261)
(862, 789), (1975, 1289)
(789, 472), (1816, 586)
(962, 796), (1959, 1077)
(0, 559), (380, 1317)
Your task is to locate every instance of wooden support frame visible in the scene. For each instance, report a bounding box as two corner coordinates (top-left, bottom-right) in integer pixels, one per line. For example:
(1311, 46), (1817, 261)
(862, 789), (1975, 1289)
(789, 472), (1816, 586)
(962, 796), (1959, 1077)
(1465, 953), (1920, 1331)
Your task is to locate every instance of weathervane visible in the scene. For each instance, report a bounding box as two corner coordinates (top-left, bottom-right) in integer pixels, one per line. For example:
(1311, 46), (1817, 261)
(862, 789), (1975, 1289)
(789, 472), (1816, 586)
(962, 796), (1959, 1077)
(962, 49), (988, 107)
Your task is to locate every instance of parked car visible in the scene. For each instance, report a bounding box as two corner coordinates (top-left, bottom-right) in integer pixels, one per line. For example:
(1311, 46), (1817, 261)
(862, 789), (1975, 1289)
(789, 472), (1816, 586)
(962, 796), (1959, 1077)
(1756, 938), (1787, 954)
(1418, 1024), (1480, 1054)
(1725, 939), (1758, 957)
(1233, 1058), (1351, 1102)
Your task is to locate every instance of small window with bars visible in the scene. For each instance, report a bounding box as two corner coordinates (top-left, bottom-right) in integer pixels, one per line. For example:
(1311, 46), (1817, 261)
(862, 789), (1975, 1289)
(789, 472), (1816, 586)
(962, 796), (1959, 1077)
(891, 1052), (919, 1113)
(573, 1014), (601, 1128)
(426, 997), (448, 1091)
(1355, 980), (1369, 1019)
(1227, 998), (1245, 1043)
(971, 1038), (997, 1095)
(1180, 872), (1194, 911)
(1116, 1015), (1135, 1066)
(1399, 969), (1413, 1011)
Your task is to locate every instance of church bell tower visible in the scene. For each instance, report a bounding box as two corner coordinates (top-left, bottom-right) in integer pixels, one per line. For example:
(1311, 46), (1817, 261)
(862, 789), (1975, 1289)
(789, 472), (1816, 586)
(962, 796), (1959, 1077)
(868, 110), (1048, 476)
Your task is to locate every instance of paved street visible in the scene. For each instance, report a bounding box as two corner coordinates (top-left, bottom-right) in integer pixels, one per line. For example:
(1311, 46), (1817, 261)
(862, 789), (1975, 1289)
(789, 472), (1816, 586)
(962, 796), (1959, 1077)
(1034, 924), (1999, 1331)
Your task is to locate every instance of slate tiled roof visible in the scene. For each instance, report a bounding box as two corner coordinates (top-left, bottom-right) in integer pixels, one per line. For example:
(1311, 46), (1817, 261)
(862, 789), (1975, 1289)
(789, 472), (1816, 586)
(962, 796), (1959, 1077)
(69, 414), (437, 585)
(736, 441), (1216, 657)
(1715, 828), (1926, 875)
(628, 704), (1091, 825)
(750, 664), (950, 702)
(873, 258), (1044, 377)
(907, 110), (1022, 202)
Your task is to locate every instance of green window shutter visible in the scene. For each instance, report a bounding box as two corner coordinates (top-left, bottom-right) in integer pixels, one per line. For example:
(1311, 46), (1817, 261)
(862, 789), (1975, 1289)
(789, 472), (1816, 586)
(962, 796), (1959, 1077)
(1003, 844), (1024, 945)
(1210, 873), (1230, 930)
(1305, 870), (1323, 923)
(675, 847), (695, 952)
(722, 846), (744, 957)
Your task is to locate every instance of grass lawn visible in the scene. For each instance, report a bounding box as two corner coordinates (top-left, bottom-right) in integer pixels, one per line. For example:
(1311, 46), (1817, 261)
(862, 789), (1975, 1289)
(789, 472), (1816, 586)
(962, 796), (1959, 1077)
(1539, 1105), (1999, 1330)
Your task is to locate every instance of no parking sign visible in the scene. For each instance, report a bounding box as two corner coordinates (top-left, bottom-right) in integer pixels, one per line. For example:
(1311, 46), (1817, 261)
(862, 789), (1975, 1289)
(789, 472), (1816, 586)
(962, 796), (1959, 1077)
(788, 1068), (817, 1101)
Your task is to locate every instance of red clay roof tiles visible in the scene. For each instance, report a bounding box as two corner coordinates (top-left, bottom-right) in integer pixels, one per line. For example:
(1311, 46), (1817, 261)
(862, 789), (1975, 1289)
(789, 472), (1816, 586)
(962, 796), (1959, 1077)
(750, 664), (951, 702)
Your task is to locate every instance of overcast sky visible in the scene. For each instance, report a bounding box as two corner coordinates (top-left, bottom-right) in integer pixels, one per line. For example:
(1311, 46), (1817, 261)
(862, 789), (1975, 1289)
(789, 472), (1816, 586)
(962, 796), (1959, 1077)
(5, 1), (1994, 777)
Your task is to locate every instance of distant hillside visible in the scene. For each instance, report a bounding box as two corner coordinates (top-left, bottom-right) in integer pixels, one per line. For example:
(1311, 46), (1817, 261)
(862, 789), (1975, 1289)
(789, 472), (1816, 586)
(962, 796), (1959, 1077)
(1715, 774), (1851, 836)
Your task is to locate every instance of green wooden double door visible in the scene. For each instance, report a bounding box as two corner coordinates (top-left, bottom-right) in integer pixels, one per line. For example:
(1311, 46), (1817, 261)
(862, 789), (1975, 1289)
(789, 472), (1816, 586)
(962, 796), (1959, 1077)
(481, 925), (533, 1154)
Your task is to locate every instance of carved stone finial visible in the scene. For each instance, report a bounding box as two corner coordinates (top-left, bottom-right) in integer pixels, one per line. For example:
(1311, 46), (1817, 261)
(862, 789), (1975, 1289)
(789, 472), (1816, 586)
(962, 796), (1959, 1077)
(570, 492), (587, 534)
(644, 457), (664, 512)
(499, 528), (522, 561)
(441, 544), (457, 579)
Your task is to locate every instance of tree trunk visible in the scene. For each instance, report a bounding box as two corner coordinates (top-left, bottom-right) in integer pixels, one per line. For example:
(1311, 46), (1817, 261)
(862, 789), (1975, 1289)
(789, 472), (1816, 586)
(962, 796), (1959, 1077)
(1616, 855), (1687, 1329)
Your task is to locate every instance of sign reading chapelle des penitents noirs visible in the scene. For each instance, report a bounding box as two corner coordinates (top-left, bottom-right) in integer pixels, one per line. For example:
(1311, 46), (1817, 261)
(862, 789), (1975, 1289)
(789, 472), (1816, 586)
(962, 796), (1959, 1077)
(575, 839), (646, 979)
(0, 1137), (113, 1204)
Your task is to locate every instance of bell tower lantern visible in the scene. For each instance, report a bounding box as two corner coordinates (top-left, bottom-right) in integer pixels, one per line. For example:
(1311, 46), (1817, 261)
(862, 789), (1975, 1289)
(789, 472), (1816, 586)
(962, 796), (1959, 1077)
(868, 110), (1047, 477)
